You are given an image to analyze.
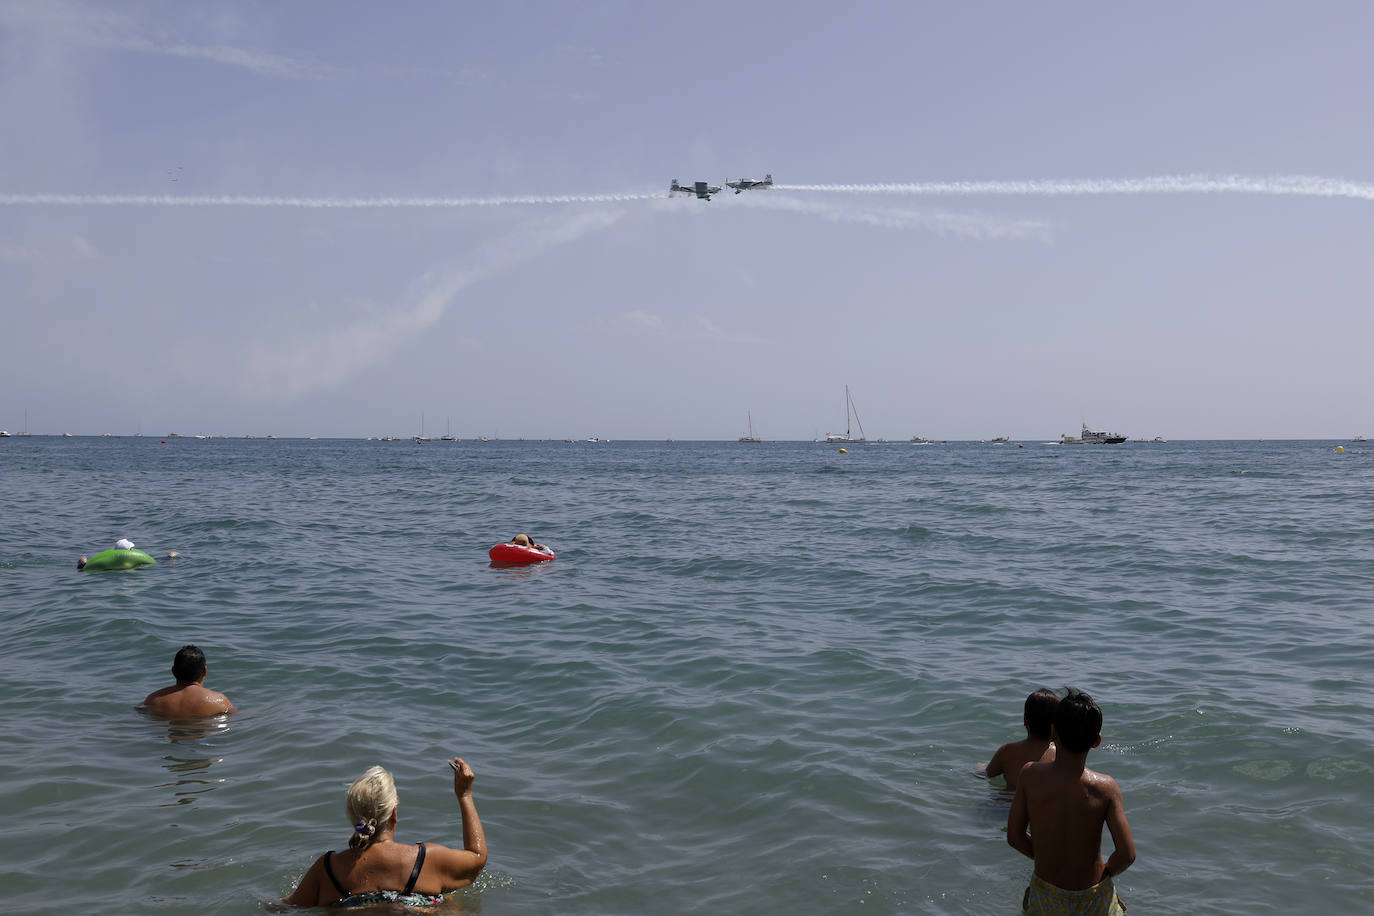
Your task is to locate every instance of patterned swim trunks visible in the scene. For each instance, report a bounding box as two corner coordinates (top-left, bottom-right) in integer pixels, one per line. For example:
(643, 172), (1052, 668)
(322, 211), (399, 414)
(1022, 872), (1126, 915)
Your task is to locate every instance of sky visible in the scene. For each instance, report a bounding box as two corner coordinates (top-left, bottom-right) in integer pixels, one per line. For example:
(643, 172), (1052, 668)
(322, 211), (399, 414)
(2, 0), (1373, 440)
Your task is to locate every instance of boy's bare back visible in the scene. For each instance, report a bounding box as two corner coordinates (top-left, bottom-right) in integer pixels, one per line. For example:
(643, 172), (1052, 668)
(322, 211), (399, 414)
(981, 688), (1060, 791)
(1010, 758), (1131, 890)
(982, 737), (1054, 790)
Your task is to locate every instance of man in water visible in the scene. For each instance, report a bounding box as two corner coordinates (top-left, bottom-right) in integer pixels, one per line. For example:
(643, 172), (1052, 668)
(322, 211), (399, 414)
(1008, 688), (1135, 914)
(140, 645), (236, 717)
(979, 688), (1059, 790)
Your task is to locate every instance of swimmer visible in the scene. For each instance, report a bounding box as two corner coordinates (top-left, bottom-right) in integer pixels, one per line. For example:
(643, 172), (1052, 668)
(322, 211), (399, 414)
(508, 533), (551, 553)
(978, 688), (1058, 791)
(283, 759), (487, 908)
(1008, 688), (1135, 914)
(139, 645), (235, 717)
(77, 539), (179, 569)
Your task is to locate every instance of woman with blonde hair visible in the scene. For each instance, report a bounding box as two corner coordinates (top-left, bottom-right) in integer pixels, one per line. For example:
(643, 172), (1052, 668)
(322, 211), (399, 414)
(283, 758), (487, 908)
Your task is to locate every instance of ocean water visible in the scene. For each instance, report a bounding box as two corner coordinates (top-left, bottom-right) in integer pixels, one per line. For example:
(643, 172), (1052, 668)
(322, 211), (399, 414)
(1, 436), (1371, 915)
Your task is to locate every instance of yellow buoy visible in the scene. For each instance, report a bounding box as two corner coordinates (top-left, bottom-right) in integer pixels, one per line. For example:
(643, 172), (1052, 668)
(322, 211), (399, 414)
(838, 448), (848, 454)
(1336, 445), (1345, 453)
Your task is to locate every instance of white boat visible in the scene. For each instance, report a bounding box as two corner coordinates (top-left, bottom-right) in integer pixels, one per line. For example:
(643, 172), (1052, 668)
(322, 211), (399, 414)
(1074, 423), (1127, 444)
(1354, 435), (1367, 442)
(738, 411), (761, 443)
(991, 435), (1010, 443)
(0, 429), (10, 438)
(910, 435), (933, 444)
(824, 386), (867, 443)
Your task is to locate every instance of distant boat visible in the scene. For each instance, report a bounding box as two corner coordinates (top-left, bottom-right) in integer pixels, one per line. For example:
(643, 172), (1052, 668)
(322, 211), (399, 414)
(1354, 435), (1367, 442)
(911, 435), (933, 445)
(991, 435), (1010, 444)
(738, 411), (761, 443)
(0, 429), (9, 438)
(441, 417), (456, 441)
(824, 386), (867, 443)
(1067, 423), (1127, 445)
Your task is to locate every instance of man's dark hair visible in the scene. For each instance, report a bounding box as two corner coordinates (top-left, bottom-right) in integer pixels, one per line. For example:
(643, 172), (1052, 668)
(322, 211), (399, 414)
(171, 645), (207, 684)
(1054, 687), (1103, 753)
(1024, 688), (1061, 740)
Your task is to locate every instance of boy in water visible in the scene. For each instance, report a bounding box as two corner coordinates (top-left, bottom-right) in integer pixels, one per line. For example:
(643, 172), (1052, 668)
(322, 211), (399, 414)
(1008, 688), (1135, 915)
(140, 645), (236, 718)
(979, 688), (1059, 790)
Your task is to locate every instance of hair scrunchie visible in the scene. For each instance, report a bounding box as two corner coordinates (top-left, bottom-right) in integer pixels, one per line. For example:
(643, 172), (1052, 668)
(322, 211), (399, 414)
(354, 819), (375, 836)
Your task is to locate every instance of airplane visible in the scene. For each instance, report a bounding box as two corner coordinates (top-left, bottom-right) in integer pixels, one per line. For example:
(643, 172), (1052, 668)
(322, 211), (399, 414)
(725, 173), (773, 194)
(670, 178), (721, 201)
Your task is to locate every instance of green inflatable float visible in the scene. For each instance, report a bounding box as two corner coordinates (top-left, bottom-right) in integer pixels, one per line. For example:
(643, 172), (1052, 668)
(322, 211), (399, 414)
(79, 539), (159, 571)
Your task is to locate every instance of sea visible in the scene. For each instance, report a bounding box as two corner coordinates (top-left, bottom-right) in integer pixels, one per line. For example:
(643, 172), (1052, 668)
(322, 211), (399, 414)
(1, 436), (1370, 915)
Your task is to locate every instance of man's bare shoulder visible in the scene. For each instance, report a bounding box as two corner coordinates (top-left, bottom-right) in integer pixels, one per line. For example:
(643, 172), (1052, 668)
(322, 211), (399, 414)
(141, 685), (234, 717)
(196, 688), (235, 714)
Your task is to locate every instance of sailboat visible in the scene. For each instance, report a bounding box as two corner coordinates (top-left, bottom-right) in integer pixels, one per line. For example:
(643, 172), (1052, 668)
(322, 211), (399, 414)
(824, 386), (867, 443)
(738, 411), (762, 443)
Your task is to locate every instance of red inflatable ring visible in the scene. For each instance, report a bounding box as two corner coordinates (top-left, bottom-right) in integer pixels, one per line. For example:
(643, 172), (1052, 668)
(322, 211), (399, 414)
(489, 543), (555, 564)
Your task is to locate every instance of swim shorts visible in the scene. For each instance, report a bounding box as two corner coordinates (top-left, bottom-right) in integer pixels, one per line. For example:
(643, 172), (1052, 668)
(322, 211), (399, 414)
(1022, 872), (1125, 915)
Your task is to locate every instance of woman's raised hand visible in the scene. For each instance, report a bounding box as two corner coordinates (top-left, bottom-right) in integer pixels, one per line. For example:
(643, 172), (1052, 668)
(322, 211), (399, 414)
(449, 757), (475, 796)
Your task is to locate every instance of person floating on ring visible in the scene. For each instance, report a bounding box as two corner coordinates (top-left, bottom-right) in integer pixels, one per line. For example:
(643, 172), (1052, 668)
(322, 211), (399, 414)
(508, 533), (550, 553)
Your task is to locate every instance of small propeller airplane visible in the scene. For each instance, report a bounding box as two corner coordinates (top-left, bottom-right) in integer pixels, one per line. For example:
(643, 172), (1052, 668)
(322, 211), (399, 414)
(725, 174), (773, 194)
(670, 178), (722, 201)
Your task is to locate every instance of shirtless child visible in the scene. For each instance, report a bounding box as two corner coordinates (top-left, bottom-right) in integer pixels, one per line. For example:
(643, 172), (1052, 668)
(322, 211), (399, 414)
(980, 688), (1058, 790)
(1008, 688), (1135, 915)
(140, 645), (236, 718)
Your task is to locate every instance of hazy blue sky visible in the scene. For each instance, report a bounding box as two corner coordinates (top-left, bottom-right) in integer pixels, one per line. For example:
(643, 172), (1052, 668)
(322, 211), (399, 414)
(3, 1), (1372, 439)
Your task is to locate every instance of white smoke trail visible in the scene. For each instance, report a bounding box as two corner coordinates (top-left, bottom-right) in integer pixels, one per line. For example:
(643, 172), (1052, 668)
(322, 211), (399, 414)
(244, 208), (626, 397)
(774, 174), (1374, 201)
(0, 192), (663, 208)
(736, 194), (1050, 240)
(11, 174), (1374, 208)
